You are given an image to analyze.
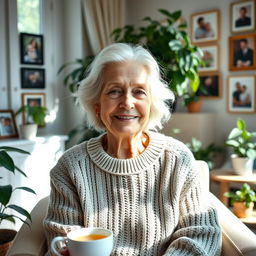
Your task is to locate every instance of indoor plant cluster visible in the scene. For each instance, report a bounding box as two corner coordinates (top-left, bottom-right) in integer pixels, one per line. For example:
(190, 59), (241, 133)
(186, 137), (222, 170)
(0, 146), (35, 255)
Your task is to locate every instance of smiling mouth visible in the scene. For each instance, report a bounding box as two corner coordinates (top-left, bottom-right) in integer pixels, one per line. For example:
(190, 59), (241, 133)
(114, 115), (139, 120)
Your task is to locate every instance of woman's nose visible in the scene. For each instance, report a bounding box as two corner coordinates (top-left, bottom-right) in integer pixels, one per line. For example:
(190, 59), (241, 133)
(119, 92), (135, 109)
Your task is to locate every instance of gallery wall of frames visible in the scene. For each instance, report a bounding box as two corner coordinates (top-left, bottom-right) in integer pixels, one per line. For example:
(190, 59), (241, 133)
(0, 32), (46, 140)
(190, 0), (256, 114)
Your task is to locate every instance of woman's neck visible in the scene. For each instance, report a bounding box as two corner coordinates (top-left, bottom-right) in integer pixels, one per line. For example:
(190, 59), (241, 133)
(103, 132), (149, 159)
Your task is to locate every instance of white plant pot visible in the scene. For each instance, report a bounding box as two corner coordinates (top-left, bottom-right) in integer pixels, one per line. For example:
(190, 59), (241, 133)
(231, 154), (254, 176)
(19, 124), (38, 140)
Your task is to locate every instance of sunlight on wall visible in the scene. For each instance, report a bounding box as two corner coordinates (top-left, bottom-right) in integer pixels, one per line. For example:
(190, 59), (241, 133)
(45, 98), (59, 123)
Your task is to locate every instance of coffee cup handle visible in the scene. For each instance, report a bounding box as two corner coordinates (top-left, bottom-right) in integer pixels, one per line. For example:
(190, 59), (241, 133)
(51, 236), (68, 256)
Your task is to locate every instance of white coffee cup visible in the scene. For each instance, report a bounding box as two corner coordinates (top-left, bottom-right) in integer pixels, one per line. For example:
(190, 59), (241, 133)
(51, 227), (114, 256)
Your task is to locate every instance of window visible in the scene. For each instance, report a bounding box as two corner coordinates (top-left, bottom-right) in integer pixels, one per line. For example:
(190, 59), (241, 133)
(17, 0), (42, 33)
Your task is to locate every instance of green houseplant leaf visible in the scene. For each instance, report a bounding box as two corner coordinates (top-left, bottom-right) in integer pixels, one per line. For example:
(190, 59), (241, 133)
(15, 105), (48, 126)
(0, 146), (35, 226)
(0, 151), (15, 173)
(7, 205), (32, 222)
(0, 185), (12, 206)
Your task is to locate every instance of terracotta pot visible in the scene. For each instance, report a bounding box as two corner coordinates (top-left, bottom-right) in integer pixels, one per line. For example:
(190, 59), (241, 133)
(233, 202), (254, 218)
(187, 100), (203, 113)
(0, 229), (17, 256)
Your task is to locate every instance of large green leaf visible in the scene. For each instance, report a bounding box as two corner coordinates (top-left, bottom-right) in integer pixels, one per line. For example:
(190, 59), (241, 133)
(0, 151), (15, 172)
(168, 40), (182, 51)
(228, 128), (242, 139)
(172, 10), (182, 21)
(237, 119), (245, 130)
(226, 140), (240, 148)
(7, 205), (31, 221)
(159, 9), (174, 20)
(14, 165), (27, 177)
(190, 73), (200, 93)
(0, 147), (30, 155)
(0, 185), (12, 206)
(0, 213), (16, 224)
(247, 149), (256, 159)
(14, 186), (36, 195)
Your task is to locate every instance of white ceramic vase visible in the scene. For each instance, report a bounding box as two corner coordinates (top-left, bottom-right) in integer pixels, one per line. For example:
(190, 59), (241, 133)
(19, 124), (38, 140)
(231, 154), (254, 176)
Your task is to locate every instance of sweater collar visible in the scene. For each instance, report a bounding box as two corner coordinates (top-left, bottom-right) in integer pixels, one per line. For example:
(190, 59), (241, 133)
(87, 131), (167, 175)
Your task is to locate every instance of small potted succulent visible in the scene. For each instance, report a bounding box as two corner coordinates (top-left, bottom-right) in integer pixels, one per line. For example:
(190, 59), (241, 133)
(224, 183), (256, 218)
(15, 105), (48, 140)
(226, 119), (256, 175)
(0, 146), (36, 255)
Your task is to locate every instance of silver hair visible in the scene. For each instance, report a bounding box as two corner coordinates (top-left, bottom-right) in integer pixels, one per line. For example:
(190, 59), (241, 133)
(77, 43), (174, 132)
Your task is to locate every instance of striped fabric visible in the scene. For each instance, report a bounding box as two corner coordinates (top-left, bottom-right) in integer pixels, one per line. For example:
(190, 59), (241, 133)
(44, 131), (221, 256)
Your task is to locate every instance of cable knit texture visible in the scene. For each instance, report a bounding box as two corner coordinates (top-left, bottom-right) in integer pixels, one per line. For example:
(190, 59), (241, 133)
(44, 131), (221, 256)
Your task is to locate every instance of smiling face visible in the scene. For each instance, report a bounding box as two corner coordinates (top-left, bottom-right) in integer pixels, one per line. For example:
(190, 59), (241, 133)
(95, 61), (151, 139)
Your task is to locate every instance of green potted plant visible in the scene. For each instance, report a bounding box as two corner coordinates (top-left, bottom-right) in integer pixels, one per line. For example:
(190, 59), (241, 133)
(224, 183), (256, 218)
(0, 146), (36, 255)
(186, 137), (222, 170)
(226, 119), (256, 175)
(15, 105), (48, 140)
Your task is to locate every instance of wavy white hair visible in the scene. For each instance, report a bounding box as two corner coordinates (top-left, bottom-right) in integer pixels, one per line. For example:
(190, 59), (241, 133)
(77, 43), (174, 132)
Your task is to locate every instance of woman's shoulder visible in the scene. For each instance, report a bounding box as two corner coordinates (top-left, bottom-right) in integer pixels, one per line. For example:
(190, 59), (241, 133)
(56, 139), (91, 166)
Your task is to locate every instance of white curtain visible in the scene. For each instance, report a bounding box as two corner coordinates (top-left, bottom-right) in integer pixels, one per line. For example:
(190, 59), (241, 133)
(81, 0), (125, 55)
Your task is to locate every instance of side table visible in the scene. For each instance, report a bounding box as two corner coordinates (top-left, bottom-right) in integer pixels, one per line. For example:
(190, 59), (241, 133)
(210, 168), (256, 206)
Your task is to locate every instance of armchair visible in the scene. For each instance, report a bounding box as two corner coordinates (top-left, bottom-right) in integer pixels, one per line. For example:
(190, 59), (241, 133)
(7, 161), (256, 256)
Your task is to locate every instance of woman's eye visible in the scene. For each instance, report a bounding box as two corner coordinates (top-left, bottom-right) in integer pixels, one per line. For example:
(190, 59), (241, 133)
(107, 89), (123, 98)
(133, 89), (147, 97)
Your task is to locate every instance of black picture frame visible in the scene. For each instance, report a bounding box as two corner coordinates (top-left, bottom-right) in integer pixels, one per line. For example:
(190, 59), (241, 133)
(197, 72), (222, 98)
(21, 68), (45, 89)
(20, 33), (44, 65)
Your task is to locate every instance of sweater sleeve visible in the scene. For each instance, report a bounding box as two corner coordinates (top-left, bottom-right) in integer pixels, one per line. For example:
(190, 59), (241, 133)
(163, 160), (222, 256)
(43, 157), (84, 255)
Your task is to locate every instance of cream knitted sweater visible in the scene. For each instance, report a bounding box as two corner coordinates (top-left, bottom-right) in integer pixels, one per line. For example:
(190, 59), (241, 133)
(44, 132), (221, 256)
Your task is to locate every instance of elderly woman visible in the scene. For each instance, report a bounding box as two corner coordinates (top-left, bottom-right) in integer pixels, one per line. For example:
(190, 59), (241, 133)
(44, 43), (221, 255)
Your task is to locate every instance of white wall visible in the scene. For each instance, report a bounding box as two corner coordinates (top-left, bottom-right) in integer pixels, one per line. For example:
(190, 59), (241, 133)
(126, 0), (255, 145)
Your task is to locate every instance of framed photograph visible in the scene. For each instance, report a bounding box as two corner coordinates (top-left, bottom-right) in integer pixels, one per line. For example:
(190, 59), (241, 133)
(21, 93), (46, 124)
(229, 34), (256, 70)
(228, 75), (255, 113)
(191, 9), (220, 44)
(0, 110), (19, 139)
(231, 0), (255, 33)
(20, 33), (44, 65)
(198, 45), (219, 72)
(21, 68), (45, 89)
(197, 72), (222, 98)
